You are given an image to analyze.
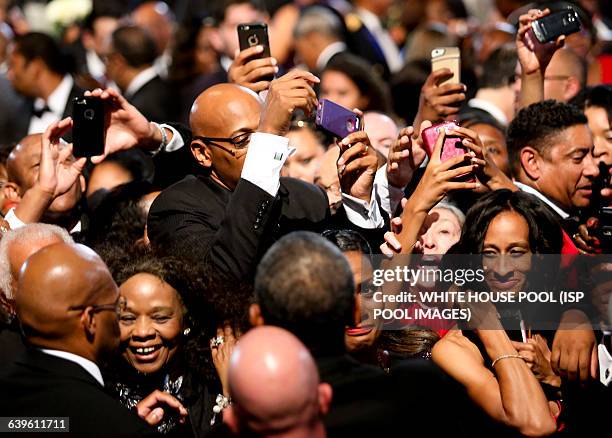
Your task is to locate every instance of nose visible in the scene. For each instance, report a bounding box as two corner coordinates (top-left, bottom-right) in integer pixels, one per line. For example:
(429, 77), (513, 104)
(593, 137), (611, 165)
(421, 231), (436, 253)
(492, 255), (514, 278)
(583, 152), (600, 180)
(132, 317), (155, 340)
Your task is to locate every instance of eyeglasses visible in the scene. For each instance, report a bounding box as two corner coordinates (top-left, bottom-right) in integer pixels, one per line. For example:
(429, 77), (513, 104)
(69, 295), (127, 316)
(193, 132), (253, 157)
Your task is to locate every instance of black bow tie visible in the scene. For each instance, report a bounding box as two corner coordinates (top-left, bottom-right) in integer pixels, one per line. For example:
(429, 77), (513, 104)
(32, 105), (51, 118)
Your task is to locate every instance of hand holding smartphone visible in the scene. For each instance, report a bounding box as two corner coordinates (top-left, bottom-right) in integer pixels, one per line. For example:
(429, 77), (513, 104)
(237, 23), (274, 82)
(315, 99), (362, 139)
(422, 121), (474, 181)
(72, 96), (105, 158)
(431, 47), (461, 85)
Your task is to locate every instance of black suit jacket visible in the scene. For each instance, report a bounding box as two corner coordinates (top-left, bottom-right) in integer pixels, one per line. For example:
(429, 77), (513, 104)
(147, 174), (329, 280)
(128, 75), (176, 123)
(0, 348), (156, 437)
(12, 82), (84, 143)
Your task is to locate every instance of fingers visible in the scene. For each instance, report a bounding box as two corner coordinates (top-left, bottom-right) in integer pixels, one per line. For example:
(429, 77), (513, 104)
(245, 65), (277, 83)
(591, 344), (599, 379)
(278, 69), (319, 84)
(340, 131), (369, 149)
(144, 407), (165, 426)
(235, 45), (266, 64)
(383, 231), (402, 252)
(426, 68), (453, 86)
(430, 126), (447, 163)
(338, 141), (373, 170)
(341, 155), (378, 176)
(578, 345), (590, 382)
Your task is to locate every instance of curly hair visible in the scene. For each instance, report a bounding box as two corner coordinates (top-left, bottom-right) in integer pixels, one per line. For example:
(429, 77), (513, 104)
(116, 256), (218, 382)
(506, 100), (587, 177)
(570, 85), (612, 121)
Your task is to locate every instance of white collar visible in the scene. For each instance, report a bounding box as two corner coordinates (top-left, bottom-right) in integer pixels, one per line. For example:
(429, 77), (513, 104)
(39, 348), (104, 386)
(125, 66), (158, 98)
(467, 98), (509, 126)
(85, 50), (106, 80)
(34, 75), (73, 115)
(514, 181), (570, 219)
(220, 55), (233, 73)
(316, 42), (347, 71)
(356, 7), (381, 30)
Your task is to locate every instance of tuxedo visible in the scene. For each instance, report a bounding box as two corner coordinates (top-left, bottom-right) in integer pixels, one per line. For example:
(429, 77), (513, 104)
(12, 82), (84, 143)
(127, 75), (176, 123)
(0, 348), (157, 437)
(147, 173), (329, 280)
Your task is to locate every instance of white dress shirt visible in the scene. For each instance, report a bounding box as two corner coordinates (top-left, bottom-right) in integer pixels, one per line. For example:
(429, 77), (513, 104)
(514, 181), (570, 219)
(356, 8), (402, 73)
(28, 75), (74, 135)
(39, 348), (104, 386)
(124, 66), (158, 99)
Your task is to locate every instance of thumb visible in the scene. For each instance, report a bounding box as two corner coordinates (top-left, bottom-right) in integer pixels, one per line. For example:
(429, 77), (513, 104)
(145, 407), (165, 426)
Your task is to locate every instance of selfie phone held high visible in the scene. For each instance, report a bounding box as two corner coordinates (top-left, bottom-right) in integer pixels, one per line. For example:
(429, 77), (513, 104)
(431, 47), (461, 85)
(422, 121), (474, 181)
(530, 9), (581, 44)
(72, 96), (105, 158)
(315, 99), (361, 139)
(238, 23), (273, 82)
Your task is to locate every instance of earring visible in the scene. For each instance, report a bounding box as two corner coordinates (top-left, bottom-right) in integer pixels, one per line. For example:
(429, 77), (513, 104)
(183, 327), (191, 336)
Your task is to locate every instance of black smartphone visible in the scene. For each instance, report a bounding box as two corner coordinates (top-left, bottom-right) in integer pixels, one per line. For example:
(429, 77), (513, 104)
(72, 96), (105, 158)
(237, 23), (273, 82)
(531, 9), (581, 44)
(315, 99), (361, 139)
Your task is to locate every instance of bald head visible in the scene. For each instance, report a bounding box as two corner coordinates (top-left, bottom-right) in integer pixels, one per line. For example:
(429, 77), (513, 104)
(132, 1), (174, 54)
(226, 326), (331, 437)
(16, 243), (119, 359)
(6, 134), (42, 188)
(544, 48), (586, 102)
(190, 84), (261, 136)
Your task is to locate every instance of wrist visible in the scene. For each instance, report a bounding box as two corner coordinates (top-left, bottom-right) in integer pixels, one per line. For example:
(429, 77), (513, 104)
(31, 182), (56, 200)
(479, 329), (516, 358)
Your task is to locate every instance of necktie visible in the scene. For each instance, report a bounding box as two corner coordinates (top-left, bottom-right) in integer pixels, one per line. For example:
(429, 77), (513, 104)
(32, 104), (51, 118)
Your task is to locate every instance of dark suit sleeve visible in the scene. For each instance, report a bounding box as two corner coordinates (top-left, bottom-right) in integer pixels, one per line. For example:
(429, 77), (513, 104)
(148, 178), (277, 280)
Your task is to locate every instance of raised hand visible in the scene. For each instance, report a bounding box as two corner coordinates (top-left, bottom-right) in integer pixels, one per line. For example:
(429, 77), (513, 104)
(135, 389), (188, 426)
(258, 70), (319, 136)
(414, 69), (466, 127)
(38, 118), (86, 198)
(516, 9), (564, 76)
(229, 45), (279, 93)
(211, 325), (239, 397)
(337, 128), (378, 204)
(387, 126), (428, 189)
(85, 88), (161, 164)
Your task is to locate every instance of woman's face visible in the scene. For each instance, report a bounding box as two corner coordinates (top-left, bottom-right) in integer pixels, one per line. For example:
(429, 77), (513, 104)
(414, 208), (462, 255)
(282, 128), (325, 184)
(482, 210), (532, 293)
(321, 70), (368, 111)
(343, 250), (383, 353)
(119, 273), (184, 375)
(470, 123), (510, 177)
(585, 106), (612, 167)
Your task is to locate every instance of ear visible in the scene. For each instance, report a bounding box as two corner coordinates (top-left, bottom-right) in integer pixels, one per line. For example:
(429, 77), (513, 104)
(222, 405), (240, 434)
(519, 146), (541, 181)
(353, 293), (361, 327)
(248, 303), (264, 327)
(317, 383), (333, 416)
(3, 182), (22, 203)
(190, 141), (213, 169)
(81, 307), (97, 341)
(565, 77), (581, 102)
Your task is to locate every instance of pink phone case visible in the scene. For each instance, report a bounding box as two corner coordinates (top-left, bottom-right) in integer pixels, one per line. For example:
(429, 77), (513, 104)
(421, 121), (475, 182)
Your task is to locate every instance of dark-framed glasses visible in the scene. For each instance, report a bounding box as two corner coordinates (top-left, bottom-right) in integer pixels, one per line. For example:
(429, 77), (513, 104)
(69, 295), (127, 316)
(192, 131), (253, 157)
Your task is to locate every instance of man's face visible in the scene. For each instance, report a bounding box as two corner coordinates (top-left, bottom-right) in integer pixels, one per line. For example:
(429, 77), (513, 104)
(192, 91), (262, 190)
(94, 279), (122, 359)
(294, 36), (318, 71)
(364, 113), (398, 157)
(7, 48), (37, 97)
(219, 4), (266, 58)
(536, 125), (598, 211)
(91, 17), (118, 56)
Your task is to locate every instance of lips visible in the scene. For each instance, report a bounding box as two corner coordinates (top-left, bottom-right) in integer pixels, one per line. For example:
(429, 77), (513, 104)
(345, 325), (374, 337)
(489, 279), (520, 290)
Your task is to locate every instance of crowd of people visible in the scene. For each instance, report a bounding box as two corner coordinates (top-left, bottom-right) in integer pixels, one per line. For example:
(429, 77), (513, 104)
(0, 0), (611, 436)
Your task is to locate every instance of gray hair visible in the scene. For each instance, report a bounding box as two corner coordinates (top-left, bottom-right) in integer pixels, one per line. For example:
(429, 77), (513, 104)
(293, 6), (343, 40)
(433, 199), (466, 226)
(0, 223), (73, 299)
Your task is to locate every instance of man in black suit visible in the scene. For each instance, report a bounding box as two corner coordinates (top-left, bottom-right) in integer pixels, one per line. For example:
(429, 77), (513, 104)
(104, 25), (175, 123)
(250, 231), (465, 436)
(5, 32), (84, 144)
(0, 242), (157, 437)
(147, 70), (382, 280)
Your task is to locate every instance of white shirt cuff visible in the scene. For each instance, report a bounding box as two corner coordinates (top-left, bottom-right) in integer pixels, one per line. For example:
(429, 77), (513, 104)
(240, 132), (292, 197)
(341, 192), (384, 229)
(4, 208), (26, 230)
(159, 124), (184, 153)
(374, 164), (405, 218)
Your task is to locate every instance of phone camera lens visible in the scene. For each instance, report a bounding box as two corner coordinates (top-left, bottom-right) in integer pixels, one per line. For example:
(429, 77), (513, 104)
(248, 35), (259, 46)
(84, 109), (95, 120)
(346, 119), (355, 132)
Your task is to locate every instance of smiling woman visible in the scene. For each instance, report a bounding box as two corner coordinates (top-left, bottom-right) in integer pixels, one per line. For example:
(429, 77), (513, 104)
(106, 256), (220, 437)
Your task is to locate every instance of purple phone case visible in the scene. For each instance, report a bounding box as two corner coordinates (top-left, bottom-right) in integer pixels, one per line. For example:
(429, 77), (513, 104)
(315, 99), (361, 139)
